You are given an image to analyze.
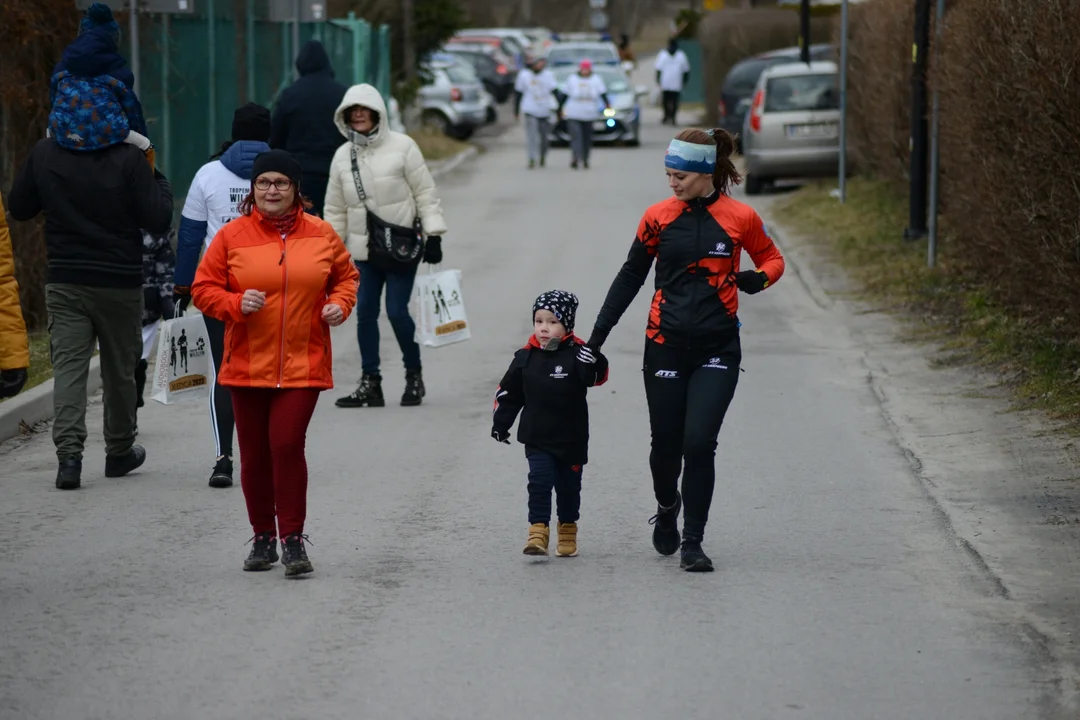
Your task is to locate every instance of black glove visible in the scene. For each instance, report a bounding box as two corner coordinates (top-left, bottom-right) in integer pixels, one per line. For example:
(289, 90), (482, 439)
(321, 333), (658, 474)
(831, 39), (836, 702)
(423, 236), (443, 264)
(576, 344), (598, 364)
(174, 286), (192, 315)
(585, 331), (606, 352)
(0, 368), (29, 399)
(492, 427), (511, 444)
(734, 270), (769, 295)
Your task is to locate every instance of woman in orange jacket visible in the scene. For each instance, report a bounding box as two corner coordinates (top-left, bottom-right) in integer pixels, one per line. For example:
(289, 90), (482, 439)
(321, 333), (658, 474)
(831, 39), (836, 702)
(192, 150), (359, 577)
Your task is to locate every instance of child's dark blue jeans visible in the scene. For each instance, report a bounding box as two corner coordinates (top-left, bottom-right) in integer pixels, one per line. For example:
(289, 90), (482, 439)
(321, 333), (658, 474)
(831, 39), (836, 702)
(526, 449), (583, 525)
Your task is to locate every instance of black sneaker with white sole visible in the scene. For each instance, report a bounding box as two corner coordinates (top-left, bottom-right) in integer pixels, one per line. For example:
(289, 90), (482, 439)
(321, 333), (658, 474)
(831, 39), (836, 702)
(209, 456), (233, 488)
(648, 492), (682, 556)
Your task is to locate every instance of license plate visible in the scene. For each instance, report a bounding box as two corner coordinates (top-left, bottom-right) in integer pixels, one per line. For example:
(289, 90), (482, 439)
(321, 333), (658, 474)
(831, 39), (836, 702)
(786, 122), (838, 139)
(593, 121), (609, 131)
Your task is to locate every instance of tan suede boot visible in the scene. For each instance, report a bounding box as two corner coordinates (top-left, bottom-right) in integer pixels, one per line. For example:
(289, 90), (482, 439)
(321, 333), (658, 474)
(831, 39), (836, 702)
(523, 523), (550, 555)
(556, 522), (578, 557)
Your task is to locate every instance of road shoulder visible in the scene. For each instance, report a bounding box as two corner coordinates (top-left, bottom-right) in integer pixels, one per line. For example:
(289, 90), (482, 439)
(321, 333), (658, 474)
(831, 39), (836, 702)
(763, 212), (1080, 713)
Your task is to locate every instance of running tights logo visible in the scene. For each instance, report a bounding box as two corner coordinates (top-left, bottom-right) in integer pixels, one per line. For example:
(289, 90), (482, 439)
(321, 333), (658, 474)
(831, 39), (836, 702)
(654, 369), (679, 379)
(702, 357), (728, 370)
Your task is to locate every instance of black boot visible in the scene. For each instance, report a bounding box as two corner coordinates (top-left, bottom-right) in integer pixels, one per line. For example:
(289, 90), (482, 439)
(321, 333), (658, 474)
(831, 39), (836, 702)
(105, 445), (146, 478)
(134, 358), (147, 408)
(281, 534), (314, 577)
(209, 455), (233, 489)
(243, 533), (279, 571)
(335, 373), (385, 408)
(679, 527), (714, 572)
(401, 368), (426, 407)
(648, 492), (681, 556)
(56, 457), (82, 490)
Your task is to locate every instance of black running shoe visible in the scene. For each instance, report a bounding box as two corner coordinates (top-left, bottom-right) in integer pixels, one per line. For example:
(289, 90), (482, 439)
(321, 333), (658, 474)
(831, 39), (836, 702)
(104, 445), (146, 478)
(648, 492), (682, 556)
(680, 541), (714, 572)
(56, 458), (82, 490)
(209, 456), (233, 488)
(243, 533), (279, 572)
(281, 534), (314, 577)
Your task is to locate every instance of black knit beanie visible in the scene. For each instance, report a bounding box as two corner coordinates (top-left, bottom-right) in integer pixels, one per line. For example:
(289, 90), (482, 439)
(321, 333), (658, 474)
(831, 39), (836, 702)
(231, 103), (272, 142)
(251, 150), (302, 189)
(533, 290), (579, 334)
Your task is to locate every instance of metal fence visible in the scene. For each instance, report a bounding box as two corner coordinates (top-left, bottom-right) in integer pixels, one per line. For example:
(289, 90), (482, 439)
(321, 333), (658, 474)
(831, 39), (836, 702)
(133, 6), (391, 197)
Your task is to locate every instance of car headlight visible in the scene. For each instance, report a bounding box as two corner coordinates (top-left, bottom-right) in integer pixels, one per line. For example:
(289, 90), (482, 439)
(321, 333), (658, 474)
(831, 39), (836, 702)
(603, 107), (617, 118)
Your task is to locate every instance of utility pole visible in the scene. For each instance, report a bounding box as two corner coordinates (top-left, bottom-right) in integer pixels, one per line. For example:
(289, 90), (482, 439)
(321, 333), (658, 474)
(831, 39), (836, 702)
(292, 0), (301, 78)
(522, 0), (532, 25)
(799, 0), (811, 63)
(926, 0), (946, 266)
(403, 0), (416, 83)
(904, 0), (932, 241)
(129, 0), (140, 95)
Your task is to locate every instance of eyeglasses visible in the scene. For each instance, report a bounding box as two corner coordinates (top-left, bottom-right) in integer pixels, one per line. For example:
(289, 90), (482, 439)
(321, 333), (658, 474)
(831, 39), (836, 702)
(254, 178), (293, 191)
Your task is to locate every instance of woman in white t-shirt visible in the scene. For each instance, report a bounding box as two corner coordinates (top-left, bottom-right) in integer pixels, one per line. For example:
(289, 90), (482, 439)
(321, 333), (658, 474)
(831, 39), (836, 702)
(556, 60), (610, 170)
(172, 103), (272, 490)
(514, 56), (559, 169)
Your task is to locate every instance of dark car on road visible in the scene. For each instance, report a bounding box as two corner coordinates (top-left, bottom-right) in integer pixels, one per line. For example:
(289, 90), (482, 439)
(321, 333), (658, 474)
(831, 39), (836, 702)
(718, 44), (834, 150)
(441, 46), (517, 103)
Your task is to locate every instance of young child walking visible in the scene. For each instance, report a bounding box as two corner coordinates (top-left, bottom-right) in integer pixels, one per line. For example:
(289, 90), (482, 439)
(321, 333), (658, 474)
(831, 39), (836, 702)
(492, 290), (609, 557)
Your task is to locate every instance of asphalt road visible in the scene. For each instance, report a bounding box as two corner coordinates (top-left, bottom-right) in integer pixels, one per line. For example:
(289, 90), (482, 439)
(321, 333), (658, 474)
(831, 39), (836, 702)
(0, 104), (1062, 719)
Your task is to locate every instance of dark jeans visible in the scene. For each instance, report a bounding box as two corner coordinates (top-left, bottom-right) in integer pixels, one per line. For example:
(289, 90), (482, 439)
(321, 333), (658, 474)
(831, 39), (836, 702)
(662, 90), (682, 124)
(46, 284), (142, 462)
(302, 172), (329, 217)
(355, 261), (421, 377)
(203, 315), (234, 459)
(642, 335), (741, 540)
(526, 449), (583, 525)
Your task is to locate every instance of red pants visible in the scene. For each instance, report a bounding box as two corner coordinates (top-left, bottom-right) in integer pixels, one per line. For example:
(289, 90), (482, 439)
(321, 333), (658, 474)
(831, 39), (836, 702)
(231, 387), (320, 538)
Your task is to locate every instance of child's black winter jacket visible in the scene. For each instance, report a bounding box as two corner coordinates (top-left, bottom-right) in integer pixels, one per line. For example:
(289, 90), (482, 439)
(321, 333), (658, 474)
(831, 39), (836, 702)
(492, 334), (609, 466)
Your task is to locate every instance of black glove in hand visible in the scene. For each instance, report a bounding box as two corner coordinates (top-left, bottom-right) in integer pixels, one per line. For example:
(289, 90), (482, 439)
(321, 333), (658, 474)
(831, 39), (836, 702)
(734, 270), (769, 295)
(0, 368), (29, 399)
(576, 344), (598, 364)
(423, 236), (443, 264)
(492, 428), (511, 444)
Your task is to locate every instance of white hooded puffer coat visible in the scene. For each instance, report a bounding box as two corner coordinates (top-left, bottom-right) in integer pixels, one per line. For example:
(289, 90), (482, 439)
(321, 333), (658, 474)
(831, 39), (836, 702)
(324, 84), (448, 262)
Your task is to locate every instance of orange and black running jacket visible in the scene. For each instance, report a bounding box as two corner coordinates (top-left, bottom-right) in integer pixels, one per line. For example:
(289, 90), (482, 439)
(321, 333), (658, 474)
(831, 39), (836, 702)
(590, 192), (785, 350)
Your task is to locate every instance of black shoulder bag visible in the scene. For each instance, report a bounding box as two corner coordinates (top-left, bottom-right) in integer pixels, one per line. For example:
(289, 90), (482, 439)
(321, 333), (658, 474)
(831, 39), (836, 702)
(351, 144), (424, 267)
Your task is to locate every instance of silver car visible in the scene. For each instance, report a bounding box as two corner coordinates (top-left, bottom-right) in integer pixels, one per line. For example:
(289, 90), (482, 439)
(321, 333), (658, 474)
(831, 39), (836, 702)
(741, 61), (840, 195)
(548, 65), (646, 147)
(419, 60), (488, 140)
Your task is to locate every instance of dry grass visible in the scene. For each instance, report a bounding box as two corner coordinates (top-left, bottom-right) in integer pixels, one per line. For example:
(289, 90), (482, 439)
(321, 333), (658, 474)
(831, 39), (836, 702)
(775, 178), (1080, 432)
(410, 128), (473, 162)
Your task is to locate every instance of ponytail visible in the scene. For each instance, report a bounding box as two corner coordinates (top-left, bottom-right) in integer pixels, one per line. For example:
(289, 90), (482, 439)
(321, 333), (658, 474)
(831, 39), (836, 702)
(673, 127), (742, 196)
(209, 140), (234, 160)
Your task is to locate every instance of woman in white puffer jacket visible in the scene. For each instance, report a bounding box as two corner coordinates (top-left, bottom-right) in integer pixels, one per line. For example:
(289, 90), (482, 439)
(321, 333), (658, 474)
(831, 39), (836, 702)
(325, 84), (448, 409)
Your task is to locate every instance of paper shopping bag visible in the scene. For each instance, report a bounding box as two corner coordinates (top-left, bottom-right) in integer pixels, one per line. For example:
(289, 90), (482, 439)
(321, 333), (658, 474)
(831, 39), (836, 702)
(151, 314), (212, 404)
(415, 269), (471, 347)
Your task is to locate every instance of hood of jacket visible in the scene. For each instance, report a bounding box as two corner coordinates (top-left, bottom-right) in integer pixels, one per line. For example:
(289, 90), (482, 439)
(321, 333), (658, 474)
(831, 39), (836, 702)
(55, 29), (132, 86)
(334, 84), (389, 145)
(296, 40), (334, 77)
(220, 140), (270, 180)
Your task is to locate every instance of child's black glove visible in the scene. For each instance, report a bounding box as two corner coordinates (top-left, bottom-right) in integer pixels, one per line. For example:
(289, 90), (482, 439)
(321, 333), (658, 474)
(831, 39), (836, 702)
(491, 428), (511, 444)
(576, 344), (598, 364)
(734, 270), (769, 294)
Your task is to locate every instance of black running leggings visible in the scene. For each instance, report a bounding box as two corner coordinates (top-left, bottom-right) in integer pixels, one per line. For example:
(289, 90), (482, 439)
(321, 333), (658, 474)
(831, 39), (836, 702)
(642, 335), (741, 540)
(203, 315), (235, 459)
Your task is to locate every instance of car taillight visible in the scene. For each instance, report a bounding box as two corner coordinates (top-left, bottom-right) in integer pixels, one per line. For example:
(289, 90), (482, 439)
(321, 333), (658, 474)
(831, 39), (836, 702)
(450, 87), (463, 102)
(496, 64), (508, 74)
(718, 98), (727, 120)
(749, 89), (764, 133)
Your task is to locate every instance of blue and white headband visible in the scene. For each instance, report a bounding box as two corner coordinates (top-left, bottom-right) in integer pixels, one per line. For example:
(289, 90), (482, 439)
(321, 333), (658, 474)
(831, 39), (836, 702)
(664, 138), (717, 174)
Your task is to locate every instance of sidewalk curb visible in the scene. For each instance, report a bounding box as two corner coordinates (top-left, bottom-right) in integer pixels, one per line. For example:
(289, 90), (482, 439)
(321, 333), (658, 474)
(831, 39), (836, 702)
(0, 357), (103, 443)
(429, 145), (479, 178)
(763, 216), (835, 312)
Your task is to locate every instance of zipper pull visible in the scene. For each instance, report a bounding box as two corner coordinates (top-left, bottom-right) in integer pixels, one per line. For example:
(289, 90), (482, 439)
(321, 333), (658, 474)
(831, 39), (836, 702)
(279, 251), (285, 265)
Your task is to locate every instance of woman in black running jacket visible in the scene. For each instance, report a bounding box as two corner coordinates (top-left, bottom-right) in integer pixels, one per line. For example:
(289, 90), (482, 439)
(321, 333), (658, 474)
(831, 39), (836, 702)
(583, 127), (785, 572)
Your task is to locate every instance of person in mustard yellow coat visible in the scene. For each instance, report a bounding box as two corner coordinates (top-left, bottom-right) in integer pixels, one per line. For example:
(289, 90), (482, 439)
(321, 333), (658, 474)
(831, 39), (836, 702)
(0, 191), (30, 399)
